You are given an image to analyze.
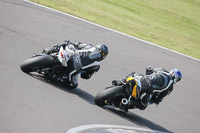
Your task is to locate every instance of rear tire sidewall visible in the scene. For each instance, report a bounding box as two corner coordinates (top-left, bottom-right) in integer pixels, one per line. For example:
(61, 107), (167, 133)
(20, 55), (54, 73)
(95, 86), (125, 107)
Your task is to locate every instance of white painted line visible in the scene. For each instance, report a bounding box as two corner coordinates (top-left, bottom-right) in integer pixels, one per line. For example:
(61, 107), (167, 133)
(66, 124), (167, 133)
(24, 0), (200, 62)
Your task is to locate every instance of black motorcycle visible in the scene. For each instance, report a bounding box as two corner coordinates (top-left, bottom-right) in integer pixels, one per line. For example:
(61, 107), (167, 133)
(95, 83), (159, 112)
(20, 44), (82, 89)
(95, 82), (132, 112)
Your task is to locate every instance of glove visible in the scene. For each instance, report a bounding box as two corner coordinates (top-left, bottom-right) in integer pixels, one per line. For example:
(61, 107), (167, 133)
(42, 48), (52, 54)
(129, 72), (136, 77)
(42, 46), (60, 54)
(112, 80), (122, 86)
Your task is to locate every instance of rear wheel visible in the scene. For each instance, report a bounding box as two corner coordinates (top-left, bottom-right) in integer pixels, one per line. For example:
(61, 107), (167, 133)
(20, 55), (54, 73)
(95, 86), (125, 107)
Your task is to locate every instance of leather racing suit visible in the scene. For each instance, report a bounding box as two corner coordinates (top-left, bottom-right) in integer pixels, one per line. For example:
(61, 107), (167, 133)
(112, 66), (174, 110)
(43, 40), (108, 89)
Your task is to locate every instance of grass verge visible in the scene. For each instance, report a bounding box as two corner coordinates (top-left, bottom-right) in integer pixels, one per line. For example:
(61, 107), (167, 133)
(31, 0), (200, 59)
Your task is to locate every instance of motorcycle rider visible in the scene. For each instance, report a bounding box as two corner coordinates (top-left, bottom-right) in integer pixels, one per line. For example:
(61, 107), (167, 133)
(112, 66), (182, 111)
(42, 40), (109, 89)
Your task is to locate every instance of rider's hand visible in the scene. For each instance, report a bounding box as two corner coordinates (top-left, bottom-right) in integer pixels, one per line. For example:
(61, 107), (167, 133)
(112, 80), (122, 86)
(42, 48), (52, 54)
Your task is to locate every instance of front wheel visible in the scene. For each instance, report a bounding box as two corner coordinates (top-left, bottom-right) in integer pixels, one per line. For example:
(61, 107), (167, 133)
(20, 55), (54, 73)
(95, 86), (125, 107)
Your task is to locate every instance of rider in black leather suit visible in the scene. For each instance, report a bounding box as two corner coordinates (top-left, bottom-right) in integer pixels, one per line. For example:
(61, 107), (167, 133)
(112, 66), (182, 110)
(43, 40), (109, 89)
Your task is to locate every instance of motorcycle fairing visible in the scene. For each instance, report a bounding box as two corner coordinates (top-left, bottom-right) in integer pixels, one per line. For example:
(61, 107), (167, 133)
(58, 46), (70, 67)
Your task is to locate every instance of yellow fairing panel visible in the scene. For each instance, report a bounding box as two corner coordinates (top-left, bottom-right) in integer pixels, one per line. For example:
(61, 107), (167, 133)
(126, 77), (134, 82)
(126, 77), (137, 98)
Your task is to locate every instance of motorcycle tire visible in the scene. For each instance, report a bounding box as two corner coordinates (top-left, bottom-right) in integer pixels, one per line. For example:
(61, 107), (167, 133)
(20, 55), (54, 73)
(95, 86), (125, 107)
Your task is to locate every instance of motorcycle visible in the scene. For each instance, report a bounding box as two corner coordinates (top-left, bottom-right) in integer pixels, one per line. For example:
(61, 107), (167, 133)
(95, 82), (159, 112)
(95, 82), (132, 112)
(20, 43), (82, 89)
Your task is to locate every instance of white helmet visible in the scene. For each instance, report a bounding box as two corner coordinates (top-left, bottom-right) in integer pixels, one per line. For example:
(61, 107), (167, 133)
(169, 69), (182, 84)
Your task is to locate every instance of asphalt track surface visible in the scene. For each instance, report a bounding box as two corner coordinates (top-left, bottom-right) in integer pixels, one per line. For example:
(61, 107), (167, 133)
(0, 0), (200, 132)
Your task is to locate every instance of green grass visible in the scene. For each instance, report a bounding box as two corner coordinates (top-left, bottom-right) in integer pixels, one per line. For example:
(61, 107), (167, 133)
(31, 0), (200, 59)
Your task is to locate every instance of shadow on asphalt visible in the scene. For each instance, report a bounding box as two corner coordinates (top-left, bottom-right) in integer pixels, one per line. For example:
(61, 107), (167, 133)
(28, 73), (95, 105)
(28, 73), (171, 133)
(103, 106), (172, 133)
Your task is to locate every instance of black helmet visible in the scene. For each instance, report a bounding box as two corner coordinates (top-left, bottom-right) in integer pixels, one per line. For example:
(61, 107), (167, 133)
(96, 43), (109, 60)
